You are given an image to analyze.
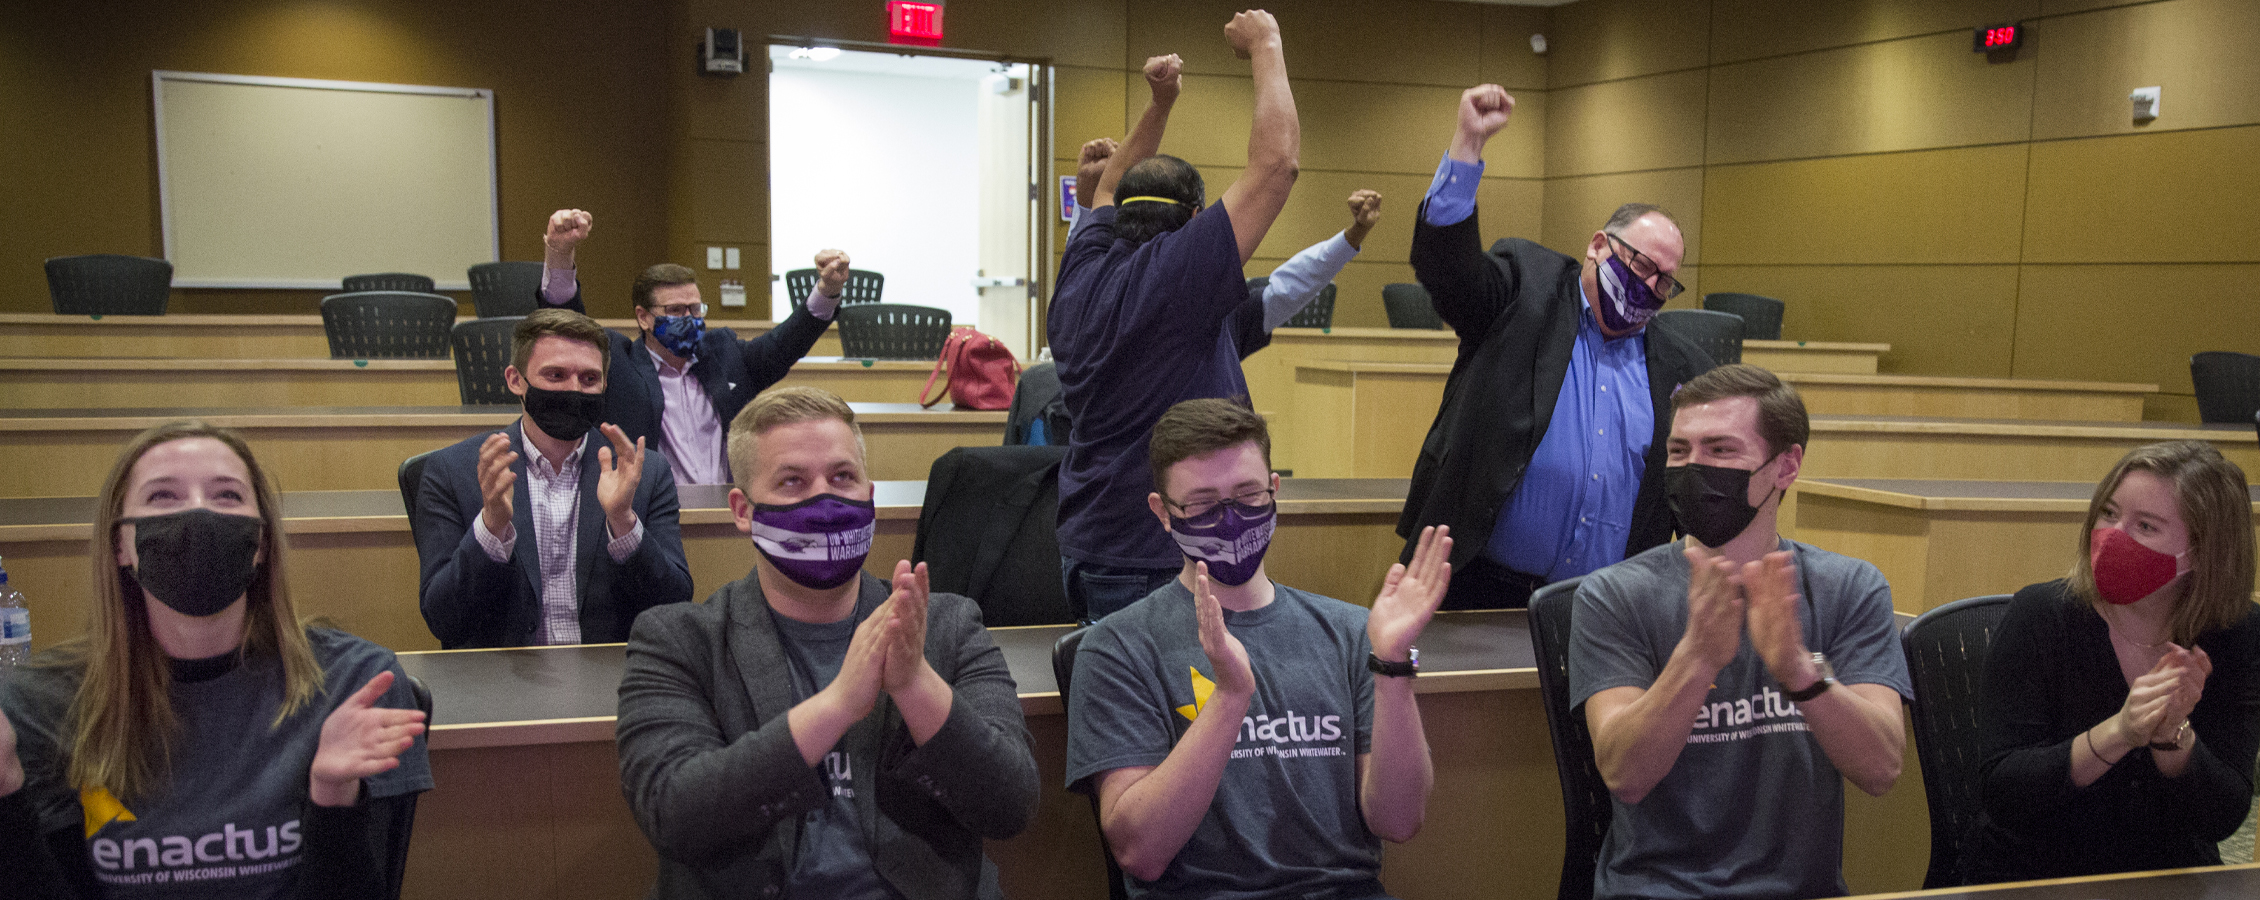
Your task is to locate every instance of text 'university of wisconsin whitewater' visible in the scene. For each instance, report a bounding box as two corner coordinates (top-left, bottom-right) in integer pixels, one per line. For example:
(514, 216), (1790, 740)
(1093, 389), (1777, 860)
(1228, 710), (1349, 759)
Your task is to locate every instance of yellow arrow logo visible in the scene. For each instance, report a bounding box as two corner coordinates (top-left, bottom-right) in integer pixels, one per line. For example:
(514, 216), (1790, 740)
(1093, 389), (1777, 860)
(81, 786), (137, 838)
(1175, 666), (1217, 722)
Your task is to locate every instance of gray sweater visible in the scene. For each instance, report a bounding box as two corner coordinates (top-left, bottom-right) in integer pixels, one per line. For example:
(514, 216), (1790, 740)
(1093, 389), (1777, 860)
(615, 571), (1040, 899)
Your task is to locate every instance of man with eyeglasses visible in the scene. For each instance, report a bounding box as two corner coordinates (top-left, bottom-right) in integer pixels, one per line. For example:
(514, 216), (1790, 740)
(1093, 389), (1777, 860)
(1400, 84), (1717, 610)
(1065, 398), (1451, 900)
(535, 208), (846, 485)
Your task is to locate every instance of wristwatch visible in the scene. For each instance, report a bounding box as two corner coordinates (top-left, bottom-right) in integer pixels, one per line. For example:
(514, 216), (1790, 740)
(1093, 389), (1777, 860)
(1783, 652), (1836, 702)
(1367, 648), (1419, 678)
(2148, 720), (2192, 752)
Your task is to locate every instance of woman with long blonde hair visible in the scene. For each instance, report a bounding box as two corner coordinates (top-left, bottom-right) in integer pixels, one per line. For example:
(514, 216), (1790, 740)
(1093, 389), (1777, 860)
(1, 421), (429, 898)
(1963, 439), (2260, 883)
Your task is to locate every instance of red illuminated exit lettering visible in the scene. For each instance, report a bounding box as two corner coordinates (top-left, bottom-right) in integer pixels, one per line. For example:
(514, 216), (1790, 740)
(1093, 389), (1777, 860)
(889, 2), (944, 41)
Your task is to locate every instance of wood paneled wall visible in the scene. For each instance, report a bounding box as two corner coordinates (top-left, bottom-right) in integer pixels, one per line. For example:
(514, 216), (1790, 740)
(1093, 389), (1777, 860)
(1544, 0), (2260, 420)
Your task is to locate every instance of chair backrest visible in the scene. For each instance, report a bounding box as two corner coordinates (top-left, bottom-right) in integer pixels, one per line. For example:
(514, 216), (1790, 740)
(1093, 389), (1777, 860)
(467, 261), (544, 318)
(397, 449), (437, 545)
(2191, 351), (2260, 424)
(378, 673), (434, 900)
(914, 445), (1074, 625)
(1286, 283), (1338, 329)
(784, 268), (887, 312)
(1004, 360), (1069, 446)
(44, 254), (172, 316)
(1051, 627), (1131, 900)
(321, 291), (457, 359)
(1651, 308), (1743, 365)
(1528, 576), (1608, 900)
(1701, 292), (1784, 341)
(835, 303), (952, 360)
(1381, 283), (1443, 330)
(1901, 593), (2014, 890)
(344, 272), (438, 294)
(449, 316), (523, 405)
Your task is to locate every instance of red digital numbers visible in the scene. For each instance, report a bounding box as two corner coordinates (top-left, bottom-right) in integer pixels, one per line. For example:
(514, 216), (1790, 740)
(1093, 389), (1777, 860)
(1974, 23), (2021, 52)
(888, 1), (944, 40)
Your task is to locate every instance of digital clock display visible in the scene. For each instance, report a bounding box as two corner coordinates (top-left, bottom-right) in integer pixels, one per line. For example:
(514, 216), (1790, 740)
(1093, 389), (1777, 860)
(1974, 23), (2021, 52)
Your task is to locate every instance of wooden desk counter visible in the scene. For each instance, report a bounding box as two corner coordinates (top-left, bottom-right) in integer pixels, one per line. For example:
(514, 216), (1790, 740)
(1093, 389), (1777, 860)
(1801, 417), (2260, 482)
(1781, 372), (2158, 423)
(1792, 478), (2260, 614)
(1743, 339), (1891, 375)
(0, 312), (843, 359)
(0, 478), (1408, 656)
(0, 403), (1002, 496)
(1844, 862), (2260, 899)
(0, 350), (922, 410)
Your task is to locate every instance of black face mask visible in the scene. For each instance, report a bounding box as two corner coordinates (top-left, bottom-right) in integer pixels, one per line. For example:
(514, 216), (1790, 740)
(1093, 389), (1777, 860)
(119, 508), (263, 618)
(523, 385), (606, 443)
(1664, 455), (1780, 548)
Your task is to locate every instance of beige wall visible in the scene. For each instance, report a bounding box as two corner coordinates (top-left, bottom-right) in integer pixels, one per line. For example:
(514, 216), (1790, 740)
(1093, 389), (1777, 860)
(1544, 0), (2260, 421)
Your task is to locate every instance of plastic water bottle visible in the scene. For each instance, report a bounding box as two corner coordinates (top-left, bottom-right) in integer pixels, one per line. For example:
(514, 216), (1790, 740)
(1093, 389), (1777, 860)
(0, 557), (29, 670)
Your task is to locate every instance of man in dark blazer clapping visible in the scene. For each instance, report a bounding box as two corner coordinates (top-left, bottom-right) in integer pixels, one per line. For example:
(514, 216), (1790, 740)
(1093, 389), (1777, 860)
(414, 309), (694, 648)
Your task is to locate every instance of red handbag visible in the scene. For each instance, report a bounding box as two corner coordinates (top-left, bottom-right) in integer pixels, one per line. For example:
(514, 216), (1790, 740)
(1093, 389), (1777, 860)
(918, 326), (1020, 410)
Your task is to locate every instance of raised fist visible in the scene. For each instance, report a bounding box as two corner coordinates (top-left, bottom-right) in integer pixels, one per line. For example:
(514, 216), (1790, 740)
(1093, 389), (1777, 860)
(1224, 10), (1281, 60)
(1458, 85), (1516, 140)
(1347, 190), (1383, 228)
(1143, 54), (1182, 101)
(544, 209), (593, 254)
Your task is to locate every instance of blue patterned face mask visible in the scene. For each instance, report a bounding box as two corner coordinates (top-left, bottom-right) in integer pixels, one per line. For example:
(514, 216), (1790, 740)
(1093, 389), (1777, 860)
(652, 314), (704, 358)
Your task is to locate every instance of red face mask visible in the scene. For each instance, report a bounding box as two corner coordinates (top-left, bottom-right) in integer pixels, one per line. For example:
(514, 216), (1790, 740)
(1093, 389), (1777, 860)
(2089, 527), (2187, 605)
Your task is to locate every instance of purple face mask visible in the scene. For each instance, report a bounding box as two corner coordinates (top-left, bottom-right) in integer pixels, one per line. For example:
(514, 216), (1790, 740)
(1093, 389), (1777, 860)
(748, 494), (875, 590)
(1168, 502), (1277, 587)
(1594, 253), (1665, 332)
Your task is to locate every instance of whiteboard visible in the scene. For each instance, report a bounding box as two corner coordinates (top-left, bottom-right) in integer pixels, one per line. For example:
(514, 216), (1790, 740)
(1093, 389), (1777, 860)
(153, 71), (498, 290)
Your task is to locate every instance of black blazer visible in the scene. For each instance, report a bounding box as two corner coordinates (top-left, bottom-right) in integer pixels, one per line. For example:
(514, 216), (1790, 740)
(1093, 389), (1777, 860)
(413, 421), (693, 648)
(1400, 202), (1715, 568)
(551, 289), (832, 469)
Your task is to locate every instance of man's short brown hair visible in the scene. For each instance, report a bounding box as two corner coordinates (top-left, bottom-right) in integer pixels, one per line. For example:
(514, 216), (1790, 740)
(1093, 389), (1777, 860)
(1669, 364), (1807, 458)
(1604, 202), (1682, 237)
(510, 308), (612, 378)
(632, 263), (699, 310)
(727, 386), (865, 491)
(1148, 398), (1271, 496)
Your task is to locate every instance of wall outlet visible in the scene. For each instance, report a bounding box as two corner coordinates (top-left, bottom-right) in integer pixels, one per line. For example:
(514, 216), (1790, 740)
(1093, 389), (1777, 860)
(2131, 86), (2161, 121)
(706, 246), (725, 269)
(724, 247), (741, 269)
(719, 278), (746, 307)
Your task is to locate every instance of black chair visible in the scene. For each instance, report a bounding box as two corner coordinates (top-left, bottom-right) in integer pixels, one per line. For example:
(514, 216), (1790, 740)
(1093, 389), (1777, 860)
(1702, 292), (1784, 341)
(344, 272), (438, 294)
(1902, 593), (2014, 890)
(44, 254), (172, 316)
(320, 291), (457, 359)
(449, 317), (521, 405)
(467, 261), (544, 318)
(2191, 351), (2260, 425)
(1381, 283), (1443, 330)
(1051, 627), (1131, 900)
(376, 673), (435, 900)
(397, 449), (437, 545)
(1651, 308), (1743, 365)
(835, 303), (951, 360)
(1004, 360), (1069, 446)
(1245, 276), (1338, 329)
(1528, 577), (1608, 900)
(913, 445), (1074, 625)
(784, 267), (886, 313)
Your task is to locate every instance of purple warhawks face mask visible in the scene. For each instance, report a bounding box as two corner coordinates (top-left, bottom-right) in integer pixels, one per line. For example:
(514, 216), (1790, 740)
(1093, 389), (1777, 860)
(747, 494), (876, 590)
(1594, 253), (1665, 332)
(1168, 502), (1277, 587)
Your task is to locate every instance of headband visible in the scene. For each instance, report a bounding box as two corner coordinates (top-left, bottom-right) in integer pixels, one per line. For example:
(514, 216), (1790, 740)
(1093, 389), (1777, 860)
(1118, 196), (1184, 206)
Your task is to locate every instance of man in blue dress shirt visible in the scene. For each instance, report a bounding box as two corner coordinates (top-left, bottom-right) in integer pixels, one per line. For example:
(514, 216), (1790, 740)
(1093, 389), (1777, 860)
(1402, 84), (1716, 609)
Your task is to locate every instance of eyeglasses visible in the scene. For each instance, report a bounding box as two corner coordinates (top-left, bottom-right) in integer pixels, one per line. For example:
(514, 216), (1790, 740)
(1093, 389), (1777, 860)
(653, 302), (708, 318)
(1162, 487), (1276, 527)
(1605, 232), (1684, 300)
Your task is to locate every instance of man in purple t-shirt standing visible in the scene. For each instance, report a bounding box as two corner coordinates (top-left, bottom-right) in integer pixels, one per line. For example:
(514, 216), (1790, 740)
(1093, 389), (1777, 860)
(1047, 9), (1303, 621)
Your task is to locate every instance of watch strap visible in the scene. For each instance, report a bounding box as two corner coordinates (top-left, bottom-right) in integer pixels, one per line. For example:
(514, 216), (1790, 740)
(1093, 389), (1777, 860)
(1367, 649), (1418, 678)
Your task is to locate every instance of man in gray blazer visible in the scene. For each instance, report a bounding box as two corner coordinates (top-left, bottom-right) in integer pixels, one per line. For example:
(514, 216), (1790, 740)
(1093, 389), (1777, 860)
(615, 386), (1040, 899)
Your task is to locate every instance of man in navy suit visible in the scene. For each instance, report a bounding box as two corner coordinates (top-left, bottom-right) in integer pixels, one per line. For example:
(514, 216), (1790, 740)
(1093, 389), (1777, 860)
(414, 308), (694, 648)
(534, 208), (848, 486)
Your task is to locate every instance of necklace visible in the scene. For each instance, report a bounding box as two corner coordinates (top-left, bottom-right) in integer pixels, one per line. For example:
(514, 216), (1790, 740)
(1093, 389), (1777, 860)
(2104, 617), (2173, 651)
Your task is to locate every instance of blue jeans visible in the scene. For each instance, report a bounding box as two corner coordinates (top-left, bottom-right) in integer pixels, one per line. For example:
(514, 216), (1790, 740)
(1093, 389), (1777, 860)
(1059, 557), (1180, 622)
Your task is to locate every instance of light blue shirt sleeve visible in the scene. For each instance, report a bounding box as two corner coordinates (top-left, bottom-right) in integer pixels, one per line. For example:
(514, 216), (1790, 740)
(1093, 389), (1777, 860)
(1261, 231), (1359, 330)
(1067, 203), (1095, 242)
(1422, 153), (1485, 227)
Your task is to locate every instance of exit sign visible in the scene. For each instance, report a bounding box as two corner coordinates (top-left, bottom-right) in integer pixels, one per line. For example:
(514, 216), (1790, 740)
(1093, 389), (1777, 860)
(1973, 23), (2021, 52)
(889, 2), (944, 42)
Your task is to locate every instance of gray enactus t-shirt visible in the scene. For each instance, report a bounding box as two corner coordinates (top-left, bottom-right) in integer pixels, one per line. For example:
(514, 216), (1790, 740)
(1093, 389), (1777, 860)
(1064, 580), (1385, 900)
(1568, 539), (1911, 900)
(773, 598), (902, 900)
